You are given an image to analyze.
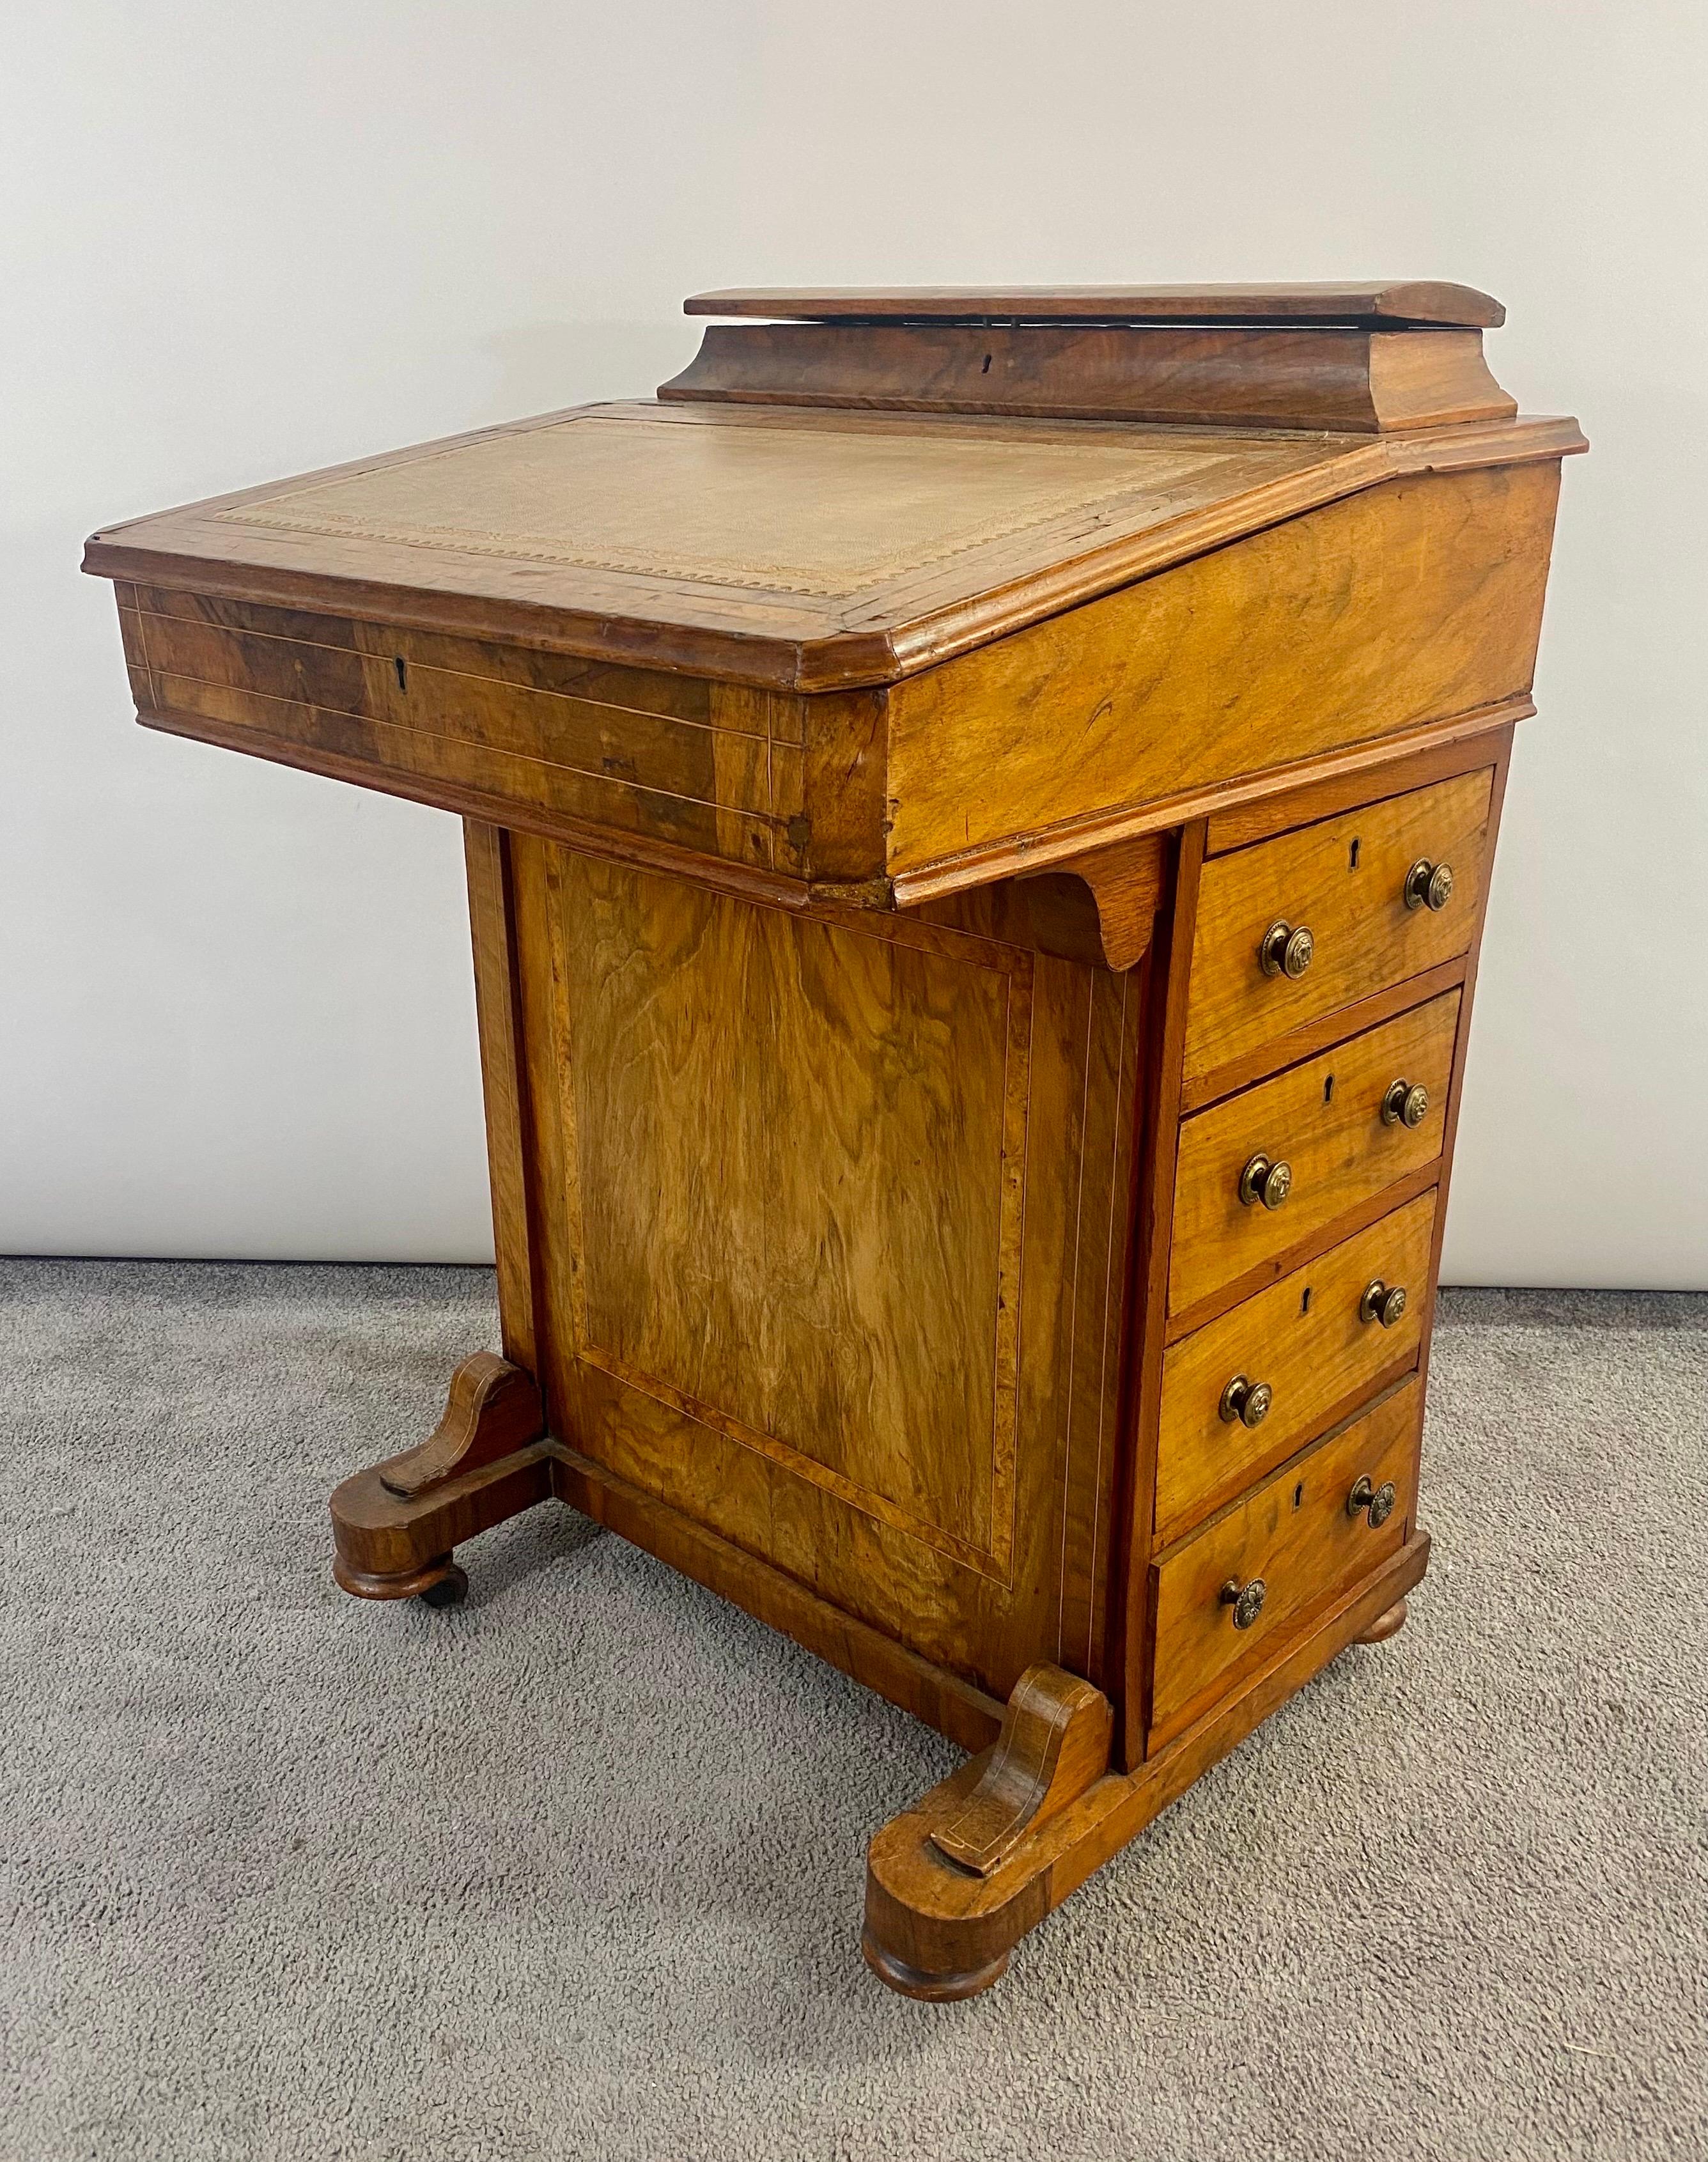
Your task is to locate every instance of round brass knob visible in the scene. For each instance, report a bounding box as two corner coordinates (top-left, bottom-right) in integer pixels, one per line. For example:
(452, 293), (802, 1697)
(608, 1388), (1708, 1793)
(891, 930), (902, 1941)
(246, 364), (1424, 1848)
(1381, 1078), (1430, 1129)
(1259, 919), (1316, 980)
(1404, 858), (1456, 912)
(1347, 1474), (1397, 1528)
(1359, 1279), (1409, 1329)
(1238, 1153), (1293, 1210)
(1219, 1374), (1274, 1428)
(1221, 1576), (1267, 1629)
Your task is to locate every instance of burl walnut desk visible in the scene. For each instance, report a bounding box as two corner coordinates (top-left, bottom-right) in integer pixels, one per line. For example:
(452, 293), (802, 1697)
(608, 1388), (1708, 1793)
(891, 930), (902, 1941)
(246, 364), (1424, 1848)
(86, 283), (1583, 2000)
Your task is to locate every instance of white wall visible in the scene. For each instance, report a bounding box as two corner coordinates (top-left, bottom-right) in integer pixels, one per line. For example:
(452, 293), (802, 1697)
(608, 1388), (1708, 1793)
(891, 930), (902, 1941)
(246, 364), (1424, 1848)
(4, 1), (1705, 1282)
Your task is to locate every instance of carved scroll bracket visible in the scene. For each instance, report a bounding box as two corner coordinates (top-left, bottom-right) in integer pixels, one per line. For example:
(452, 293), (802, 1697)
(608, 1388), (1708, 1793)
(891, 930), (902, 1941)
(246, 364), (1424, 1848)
(1042, 832), (1168, 972)
(378, 1352), (544, 1500)
(927, 1662), (1113, 1878)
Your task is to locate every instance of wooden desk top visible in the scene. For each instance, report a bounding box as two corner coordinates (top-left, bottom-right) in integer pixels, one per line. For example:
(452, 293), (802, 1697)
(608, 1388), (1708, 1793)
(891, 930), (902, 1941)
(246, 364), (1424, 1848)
(84, 398), (1580, 693)
(83, 285), (1584, 910)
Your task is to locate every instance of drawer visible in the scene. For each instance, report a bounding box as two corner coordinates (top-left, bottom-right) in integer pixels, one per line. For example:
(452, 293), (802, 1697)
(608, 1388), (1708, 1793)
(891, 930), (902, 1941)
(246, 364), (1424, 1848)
(1168, 990), (1459, 1318)
(1149, 1380), (1420, 1744)
(1155, 1190), (1436, 1544)
(1183, 768), (1493, 1087)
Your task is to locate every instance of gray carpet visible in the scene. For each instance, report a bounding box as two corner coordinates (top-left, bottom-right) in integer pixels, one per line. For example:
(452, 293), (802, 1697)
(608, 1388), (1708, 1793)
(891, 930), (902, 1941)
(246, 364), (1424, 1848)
(1, 1261), (1704, 2162)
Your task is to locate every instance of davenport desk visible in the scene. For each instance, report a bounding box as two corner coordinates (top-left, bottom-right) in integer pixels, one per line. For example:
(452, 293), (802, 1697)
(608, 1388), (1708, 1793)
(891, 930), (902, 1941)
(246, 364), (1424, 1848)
(85, 282), (1584, 1999)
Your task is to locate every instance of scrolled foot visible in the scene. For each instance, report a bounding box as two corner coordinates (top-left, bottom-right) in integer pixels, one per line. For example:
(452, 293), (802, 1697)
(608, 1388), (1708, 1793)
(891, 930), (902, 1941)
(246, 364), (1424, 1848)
(329, 1353), (553, 1608)
(1356, 1597), (1409, 1645)
(860, 1927), (1010, 2003)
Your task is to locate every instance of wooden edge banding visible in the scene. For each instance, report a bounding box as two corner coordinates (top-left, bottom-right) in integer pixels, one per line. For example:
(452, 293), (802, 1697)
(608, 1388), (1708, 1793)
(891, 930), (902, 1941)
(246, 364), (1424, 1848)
(1116, 822), (1206, 1767)
(464, 828), (543, 1373)
(377, 1351), (544, 1499)
(889, 699), (1533, 906)
(683, 284), (1507, 329)
(928, 1665), (1113, 1877)
(862, 1529), (1431, 1991)
(548, 1442), (1005, 1753)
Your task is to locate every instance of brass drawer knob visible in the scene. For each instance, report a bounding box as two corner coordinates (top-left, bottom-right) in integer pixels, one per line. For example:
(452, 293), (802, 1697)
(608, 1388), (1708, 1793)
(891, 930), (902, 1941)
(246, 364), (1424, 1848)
(1359, 1279), (1409, 1329)
(1404, 858), (1456, 912)
(1347, 1474), (1397, 1528)
(1220, 1576), (1267, 1629)
(1381, 1078), (1431, 1129)
(1259, 919), (1315, 979)
(1238, 1153), (1293, 1210)
(1219, 1374), (1273, 1427)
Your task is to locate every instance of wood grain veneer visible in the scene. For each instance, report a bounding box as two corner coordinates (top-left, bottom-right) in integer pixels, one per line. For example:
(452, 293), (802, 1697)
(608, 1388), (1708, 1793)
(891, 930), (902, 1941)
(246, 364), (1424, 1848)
(82, 281), (1583, 2003)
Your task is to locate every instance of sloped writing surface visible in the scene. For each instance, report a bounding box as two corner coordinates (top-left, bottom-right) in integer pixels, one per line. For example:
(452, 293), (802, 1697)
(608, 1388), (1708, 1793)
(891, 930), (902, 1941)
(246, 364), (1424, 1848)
(213, 407), (1320, 602)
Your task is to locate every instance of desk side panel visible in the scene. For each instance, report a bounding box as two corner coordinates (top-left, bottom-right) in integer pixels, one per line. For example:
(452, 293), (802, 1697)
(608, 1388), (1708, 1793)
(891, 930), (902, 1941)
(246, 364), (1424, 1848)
(884, 461), (1562, 880)
(509, 840), (1149, 1703)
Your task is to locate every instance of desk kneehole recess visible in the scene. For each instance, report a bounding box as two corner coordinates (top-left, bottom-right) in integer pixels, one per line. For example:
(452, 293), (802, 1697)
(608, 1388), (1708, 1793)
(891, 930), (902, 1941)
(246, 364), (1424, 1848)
(82, 279), (1584, 2000)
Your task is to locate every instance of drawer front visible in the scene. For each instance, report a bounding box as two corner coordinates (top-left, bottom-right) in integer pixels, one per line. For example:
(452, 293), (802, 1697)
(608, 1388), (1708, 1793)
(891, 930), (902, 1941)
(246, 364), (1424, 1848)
(1183, 769), (1493, 1085)
(1156, 1190), (1437, 1544)
(1168, 990), (1459, 1318)
(1149, 1381), (1420, 1742)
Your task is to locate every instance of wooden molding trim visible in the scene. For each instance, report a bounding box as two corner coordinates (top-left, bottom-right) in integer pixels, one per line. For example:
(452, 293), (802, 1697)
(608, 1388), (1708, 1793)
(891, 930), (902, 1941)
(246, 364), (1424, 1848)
(662, 323), (1516, 435)
(890, 698), (1534, 906)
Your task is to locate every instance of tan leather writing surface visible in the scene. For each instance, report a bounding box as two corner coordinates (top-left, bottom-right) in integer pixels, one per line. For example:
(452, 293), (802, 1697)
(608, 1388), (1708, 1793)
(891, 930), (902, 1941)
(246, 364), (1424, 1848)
(215, 409), (1301, 601)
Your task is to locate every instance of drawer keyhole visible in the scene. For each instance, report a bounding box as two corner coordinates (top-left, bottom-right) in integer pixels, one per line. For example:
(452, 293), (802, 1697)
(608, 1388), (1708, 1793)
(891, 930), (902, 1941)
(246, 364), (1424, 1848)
(394, 656), (408, 692)
(1293, 1481), (1305, 1509)
(1348, 837), (1361, 871)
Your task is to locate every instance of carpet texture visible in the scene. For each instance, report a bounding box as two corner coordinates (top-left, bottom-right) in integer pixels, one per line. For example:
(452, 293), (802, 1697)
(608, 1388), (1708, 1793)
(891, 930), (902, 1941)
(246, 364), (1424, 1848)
(1, 1259), (1704, 2162)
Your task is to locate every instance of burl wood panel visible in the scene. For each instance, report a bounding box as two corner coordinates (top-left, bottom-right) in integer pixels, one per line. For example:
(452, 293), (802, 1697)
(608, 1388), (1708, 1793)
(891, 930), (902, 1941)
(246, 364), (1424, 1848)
(1168, 992), (1462, 1318)
(1183, 767), (1494, 1085)
(1154, 1191), (1436, 1546)
(1148, 1380), (1421, 1743)
(513, 844), (1146, 1697)
(884, 462), (1561, 876)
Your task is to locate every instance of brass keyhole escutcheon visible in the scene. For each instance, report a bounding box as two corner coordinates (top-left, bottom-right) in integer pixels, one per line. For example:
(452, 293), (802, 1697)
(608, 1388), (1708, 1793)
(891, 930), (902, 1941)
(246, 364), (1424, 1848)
(1381, 1078), (1430, 1129)
(1347, 1475), (1397, 1528)
(1404, 858), (1456, 912)
(1239, 1153), (1293, 1209)
(1219, 1374), (1273, 1428)
(1221, 1577), (1267, 1630)
(1259, 919), (1315, 979)
(1359, 1279), (1409, 1329)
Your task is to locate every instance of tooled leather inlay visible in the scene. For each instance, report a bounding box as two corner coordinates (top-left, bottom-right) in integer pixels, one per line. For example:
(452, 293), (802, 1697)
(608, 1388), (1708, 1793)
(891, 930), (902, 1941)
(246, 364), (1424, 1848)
(215, 411), (1310, 600)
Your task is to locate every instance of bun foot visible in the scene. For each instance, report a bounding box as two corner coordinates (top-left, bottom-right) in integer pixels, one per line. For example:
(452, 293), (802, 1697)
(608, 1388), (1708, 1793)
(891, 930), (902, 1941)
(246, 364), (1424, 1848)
(1356, 1597), (1409, 1645)
(861, 1927), (1010, 2003)
(333, 1551), (467, 1603)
